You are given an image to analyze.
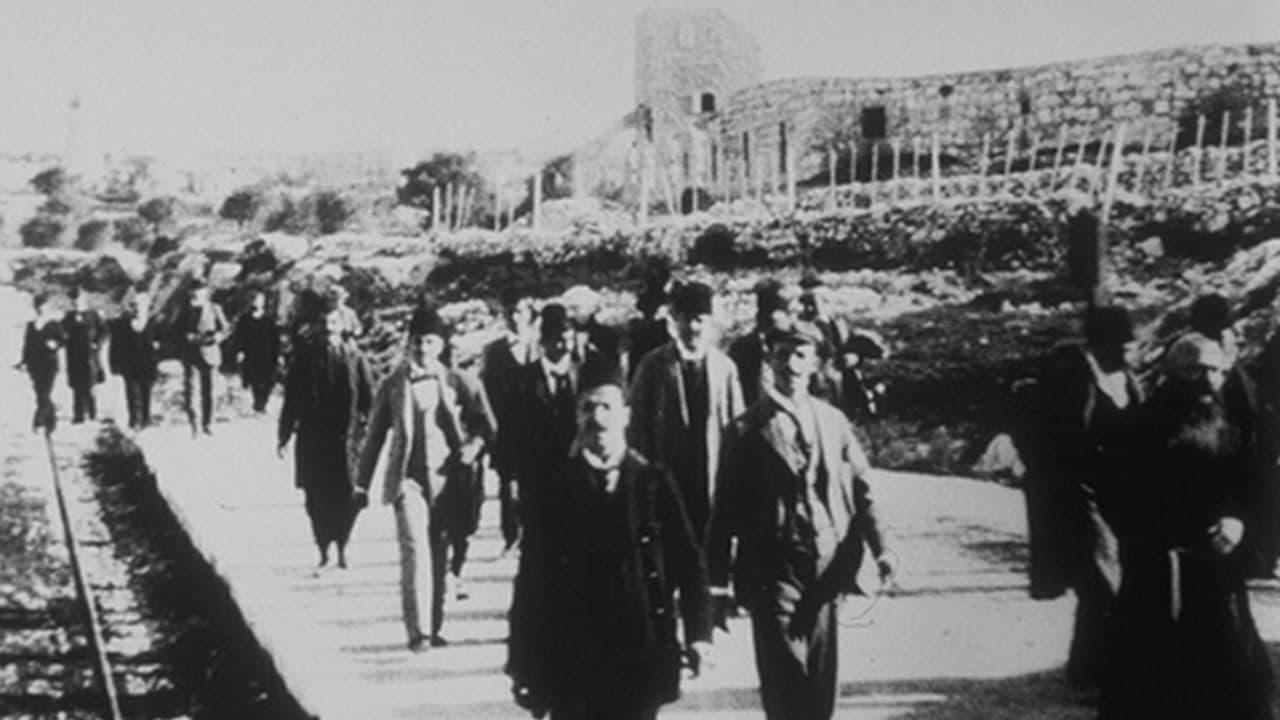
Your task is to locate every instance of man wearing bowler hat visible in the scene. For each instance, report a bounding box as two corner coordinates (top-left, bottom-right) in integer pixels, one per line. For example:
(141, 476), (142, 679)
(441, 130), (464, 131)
(708, 321), (893, 720)
(628, 280), (744, 543)
(729, 279), (794, 407)
(355, 303), (495, 651)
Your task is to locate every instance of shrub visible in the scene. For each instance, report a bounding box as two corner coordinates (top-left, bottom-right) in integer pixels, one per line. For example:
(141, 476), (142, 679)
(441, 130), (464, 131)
(20, 215), (65, 248)
(75, 219), (111, 251)
(313, 190), (353, 235)
(220, 189), (262, 227)
(113, 217), (150, 252)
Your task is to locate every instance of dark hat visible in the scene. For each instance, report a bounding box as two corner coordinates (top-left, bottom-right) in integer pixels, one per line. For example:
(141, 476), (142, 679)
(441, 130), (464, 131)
(755, 279), (789, 316)
(539, 303), (572, 339)
(766, 321), (825, 350)
(1084, 305), (1134, 348)
(498, 285), (523, 309)
(1188, 293), (1231, 339)
(407, 303), (450, 338)
(668, 281), (713, 317)
(578, 362), (628, 397)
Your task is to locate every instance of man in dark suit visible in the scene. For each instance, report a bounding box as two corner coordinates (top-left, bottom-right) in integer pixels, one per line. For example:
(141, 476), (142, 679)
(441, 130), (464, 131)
(562, 285), (626, 386)
(231, 290), (280, 413)
(1022, 305), (1143, 686)
(628, 281), (744, 541)
(19, 293), (65, 435)
(480, 288), (537, 550)
(708, 322), (893, 720)
(728, 279), (793, 407)
(175, 280), (229, 435)
(355, 303), (494, 651)
(62, 290), (105, 424)
(108, 291), (160, 429)
(496, 303), (582, 546)
(507, 378), (712, 720)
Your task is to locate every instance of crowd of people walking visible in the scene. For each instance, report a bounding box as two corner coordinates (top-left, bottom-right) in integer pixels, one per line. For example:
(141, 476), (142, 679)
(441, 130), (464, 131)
(12, 272), (1280, 720)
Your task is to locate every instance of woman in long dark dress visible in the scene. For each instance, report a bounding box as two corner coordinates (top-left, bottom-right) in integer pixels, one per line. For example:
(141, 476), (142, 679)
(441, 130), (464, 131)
(278, 304), (372, 569)
(1100, 334), (1273, 720)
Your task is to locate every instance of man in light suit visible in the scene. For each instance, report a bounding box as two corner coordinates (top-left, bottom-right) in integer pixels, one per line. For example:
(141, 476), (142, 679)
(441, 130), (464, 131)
(707, 322), (893, 720)
(355, 304), (494, 652)
(628, 281), (744, 542)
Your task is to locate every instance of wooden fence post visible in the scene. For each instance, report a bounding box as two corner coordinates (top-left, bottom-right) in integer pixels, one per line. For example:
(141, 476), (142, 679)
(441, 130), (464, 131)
(1218, 110), (1230, 183)
(493, 191), (501, 231)
(1003, 129), (1016, 188)
(443, 182), (454, 232)
(431, 185), (441, 231)
(1138, 127), (1152, 189)
(639, 140), (650, 225)
(1244, 106), (1254, 177)
(891, 138), (901, 182)
(786, 137), (797, 213)
(1194, 114), (1206, 187)
(1052, 126), (1066, 173)
(1270, 98), (1278, 179)
(533, 173), (543, 231)
(1164, 136), (1177, 191)
(869, 140), (880, 185)
(827, 146), (837, 210)
(1028, 134), (1039, 172)
(930, 132), (941, 201)
(1074, 127), (1088, 169)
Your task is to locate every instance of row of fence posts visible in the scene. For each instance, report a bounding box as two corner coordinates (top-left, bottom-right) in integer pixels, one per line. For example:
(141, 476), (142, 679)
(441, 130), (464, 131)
(817, 99), (1280, 211)
(427, 171), (544, 233)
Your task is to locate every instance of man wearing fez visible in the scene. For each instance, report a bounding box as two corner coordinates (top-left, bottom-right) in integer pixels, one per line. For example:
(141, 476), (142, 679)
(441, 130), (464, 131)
(108, 291), (160, 430)
(628, 281), (744, 541)
(561, 284), (626, 385)
(1100, 334), (1274, 720)
(62, 290), (105, 424)
(481, 287), (538, 550)
(1022, 305), (1143, 686)
(176, 279), (229, 436)
(728, 278), (794, 407)
(507, 378), (713, 720)
(496, 303), (582, 546)
(708, 322), (893, 720)
(231, 290), (281, 414)
(19, 293), (65, 434)
(355, 304), (495, 651)
(278, 298), (373, 571)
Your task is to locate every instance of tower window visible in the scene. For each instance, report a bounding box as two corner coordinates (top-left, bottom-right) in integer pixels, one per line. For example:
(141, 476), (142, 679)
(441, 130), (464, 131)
(700, 92), (717, 113)
(861, 106), (887, 140)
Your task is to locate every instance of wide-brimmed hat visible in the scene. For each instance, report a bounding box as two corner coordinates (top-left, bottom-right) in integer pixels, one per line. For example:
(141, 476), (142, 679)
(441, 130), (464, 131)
(407, 303), (449, 338)
(539, 303), (572, 339)
(668, 281), (713, 317)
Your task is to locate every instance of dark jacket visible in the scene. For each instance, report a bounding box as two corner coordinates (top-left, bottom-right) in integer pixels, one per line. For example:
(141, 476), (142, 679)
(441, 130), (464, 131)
(108, 314), (159, 382)
(507, 449), (712, 703)
(278, 338), (373, 490)
(494, 360), (581, 501)
(727, 330), (768, 407)
(479, 334), (532, 441)
(707, 391), (884, 612)
(231, 311), (280, 386)
(22, 319), (64, 379)
(62, 310), (105, 388)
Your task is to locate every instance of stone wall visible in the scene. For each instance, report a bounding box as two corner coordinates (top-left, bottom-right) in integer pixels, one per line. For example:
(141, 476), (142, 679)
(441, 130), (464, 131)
(717, 43), (1280, 186)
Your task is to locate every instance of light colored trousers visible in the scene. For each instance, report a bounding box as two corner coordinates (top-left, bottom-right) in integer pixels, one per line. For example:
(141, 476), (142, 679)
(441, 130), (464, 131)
(393, 480), (447, 642)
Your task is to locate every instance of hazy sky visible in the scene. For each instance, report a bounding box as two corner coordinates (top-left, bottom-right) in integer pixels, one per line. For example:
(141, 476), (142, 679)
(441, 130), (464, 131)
(1, 0), (1277, 159)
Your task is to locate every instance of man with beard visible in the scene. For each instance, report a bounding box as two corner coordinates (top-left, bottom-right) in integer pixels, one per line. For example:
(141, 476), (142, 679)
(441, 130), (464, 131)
(62, 290), (105, 424)
(1100, 334), (1274, 720)
(108, 291), (160, 430)
(628, 280), (744, 541)
(506, 379), (712, 720)
(1023, 305), (1143, 686)
(707, 322), (893, 720)
(231, 290), (280, 413)
(278, 299), (373, 571)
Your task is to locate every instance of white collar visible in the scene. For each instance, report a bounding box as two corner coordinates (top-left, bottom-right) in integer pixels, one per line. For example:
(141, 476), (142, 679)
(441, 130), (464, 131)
(674, 342), (707, 363)
(1084, 350), (1131, 410)
(540, 355), (572, 377)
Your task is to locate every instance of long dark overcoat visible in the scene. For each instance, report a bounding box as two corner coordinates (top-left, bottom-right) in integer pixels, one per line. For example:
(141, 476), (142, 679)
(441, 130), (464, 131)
(62, 310), (104, 388)
(108, 314), (159, 382)
(506, 450), (712, 707)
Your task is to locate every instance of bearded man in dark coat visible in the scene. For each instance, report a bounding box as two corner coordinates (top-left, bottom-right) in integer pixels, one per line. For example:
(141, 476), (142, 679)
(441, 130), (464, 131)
(1099, 334), (1274, 720)
(506, 378), (713, 720)
(278, 301), (373, 570)
(62, 290), (105, 424)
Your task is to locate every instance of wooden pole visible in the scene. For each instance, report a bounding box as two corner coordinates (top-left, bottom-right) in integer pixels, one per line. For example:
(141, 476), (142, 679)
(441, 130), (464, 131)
(493, 191), (501, 231)
(1028, 134), (1039, 172)
(431, 185), (441, 231)
(1138, 127), (1152, 188)
(1164, 136), (1177, 191)
(891, 137), (901, 182)
(1244, 106), (1254, 177)
(912, 136), (922, 179)
(979, 132), (992, 176)
(657, 145), (677, 215)
(1003, 129), (1016, 180)
(1218, 110), (1230, 183)
(870, 140), (880, 184)
(1194, 114), (1206, 187)
(639, 140), (650, 224)
(930, 132), (941, 201)
(1052, 125), (1067, 173)
(1074, 127), (1087, 168)
(533, 172), (543, 231)
(442, 182), (453, 232)
(827, 146), (837, 210)
(849, 145), (858, 184)
(1270, 98), (1278, 179)
(1095, 123), (1128, 307)
(1101, 123), (1128, 224)
(786, 136), (797, 213)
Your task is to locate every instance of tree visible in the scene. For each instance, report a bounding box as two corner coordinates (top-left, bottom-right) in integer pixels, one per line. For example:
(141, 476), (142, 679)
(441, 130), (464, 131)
(20, 216), (65, 248)
(30, 167), (68, 197)
(113, 217), (149, 252)
(75, 219), (111, 251)
(313, 190), (352, 235)
(137, 196), (177, 234)
(220, 189), (262, 228)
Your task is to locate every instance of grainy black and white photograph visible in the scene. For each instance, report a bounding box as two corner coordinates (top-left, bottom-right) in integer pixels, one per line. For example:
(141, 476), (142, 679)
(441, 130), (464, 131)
(1, 1), (1279, 718)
